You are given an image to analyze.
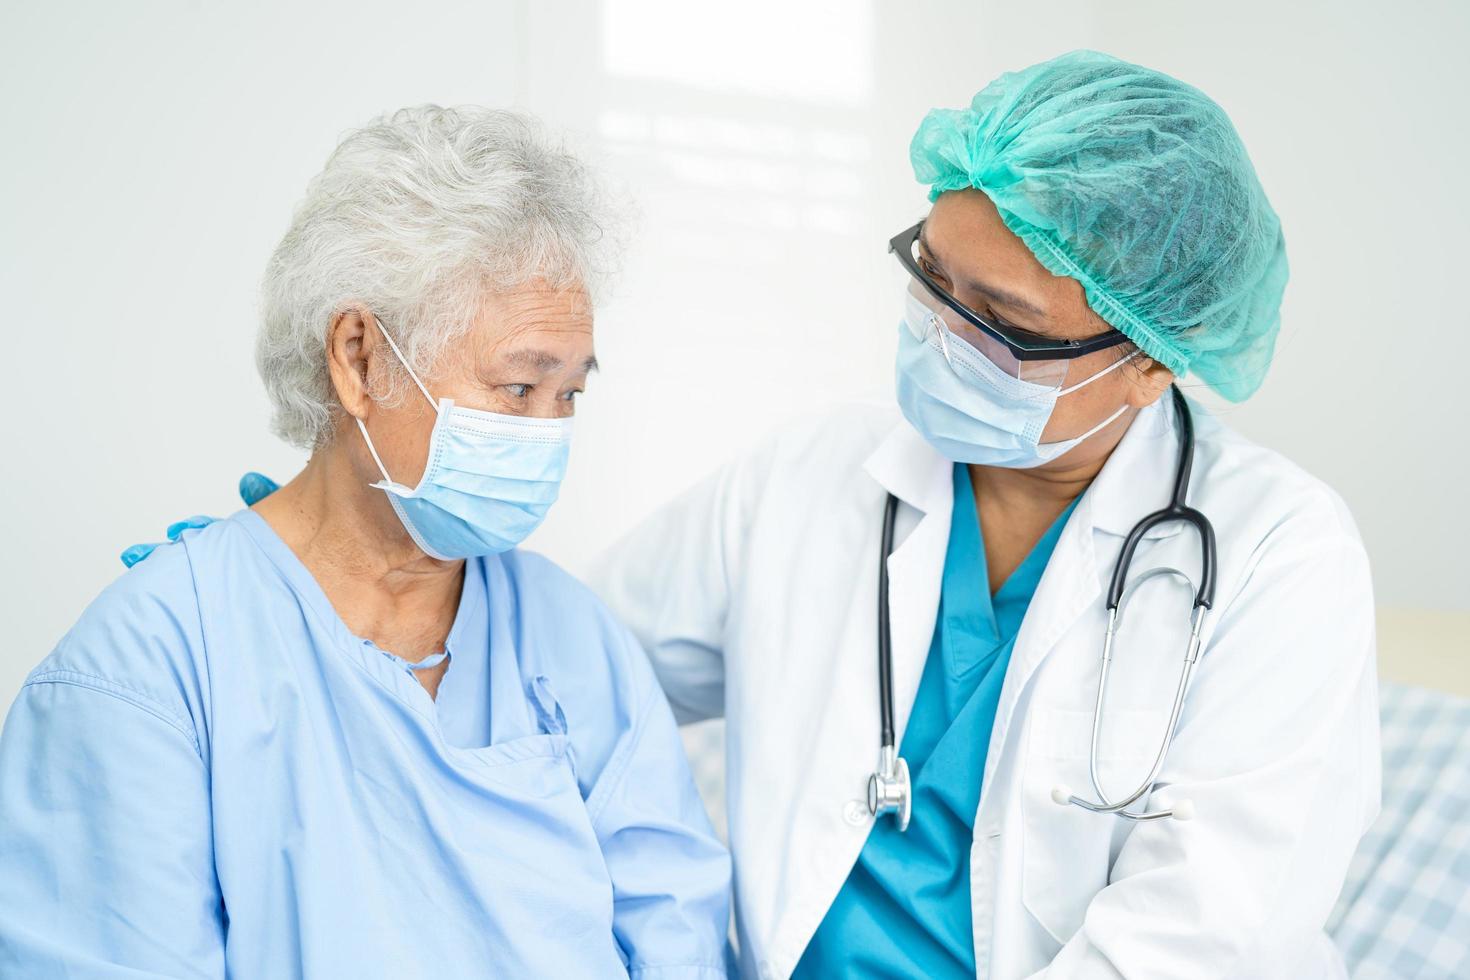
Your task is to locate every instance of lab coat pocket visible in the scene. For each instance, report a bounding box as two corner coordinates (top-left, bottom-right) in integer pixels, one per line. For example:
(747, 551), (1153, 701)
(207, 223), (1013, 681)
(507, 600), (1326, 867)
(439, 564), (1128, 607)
(1019, 706), (1172, 945)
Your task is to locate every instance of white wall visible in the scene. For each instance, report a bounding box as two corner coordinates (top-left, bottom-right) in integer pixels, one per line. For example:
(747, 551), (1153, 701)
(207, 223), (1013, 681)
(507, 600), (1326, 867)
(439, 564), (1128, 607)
(2, 0), (1465, 705)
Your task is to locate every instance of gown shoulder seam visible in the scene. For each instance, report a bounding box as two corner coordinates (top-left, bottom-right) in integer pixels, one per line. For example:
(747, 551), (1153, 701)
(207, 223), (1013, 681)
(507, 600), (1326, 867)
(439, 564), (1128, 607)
(23, 669), (203, 759)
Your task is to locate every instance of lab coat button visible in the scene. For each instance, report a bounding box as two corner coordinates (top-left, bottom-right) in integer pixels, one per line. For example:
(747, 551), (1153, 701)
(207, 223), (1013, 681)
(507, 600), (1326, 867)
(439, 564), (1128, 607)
(758, 960), (775, 979)
(843, 798), (870, 826)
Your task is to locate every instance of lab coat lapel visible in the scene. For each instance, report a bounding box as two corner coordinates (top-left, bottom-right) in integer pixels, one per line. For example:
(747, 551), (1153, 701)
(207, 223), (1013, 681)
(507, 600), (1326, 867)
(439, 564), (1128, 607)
(982, 497), (1103, 797)
(981, 397), (1182, 796)
(861, 422), (952, 750)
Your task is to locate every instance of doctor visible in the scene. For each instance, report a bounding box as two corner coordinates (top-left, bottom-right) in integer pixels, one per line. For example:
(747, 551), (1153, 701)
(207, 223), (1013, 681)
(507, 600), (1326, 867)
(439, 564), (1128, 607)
(588, 51), (1380, 979)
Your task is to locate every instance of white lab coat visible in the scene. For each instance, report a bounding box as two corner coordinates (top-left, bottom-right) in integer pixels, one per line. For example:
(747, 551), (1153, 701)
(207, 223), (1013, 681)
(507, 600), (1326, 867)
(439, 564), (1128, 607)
(588, 395), (1380, 980)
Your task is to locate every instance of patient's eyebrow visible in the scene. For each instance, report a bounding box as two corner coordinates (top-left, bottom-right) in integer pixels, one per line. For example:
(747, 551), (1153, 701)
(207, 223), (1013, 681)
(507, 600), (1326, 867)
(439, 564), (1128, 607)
(919, 226), (1050, 319)
(504, 349), (562, 370)
(501, 349), (599, 374)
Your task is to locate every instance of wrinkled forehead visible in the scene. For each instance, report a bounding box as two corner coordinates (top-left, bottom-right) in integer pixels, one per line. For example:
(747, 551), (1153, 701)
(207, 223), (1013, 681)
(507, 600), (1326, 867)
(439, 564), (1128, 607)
(462, 282), (596, 366)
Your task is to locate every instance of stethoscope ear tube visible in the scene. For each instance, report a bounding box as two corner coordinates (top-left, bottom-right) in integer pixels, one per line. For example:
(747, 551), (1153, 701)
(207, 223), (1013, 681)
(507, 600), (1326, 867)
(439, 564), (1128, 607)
(1105, 386), (1216, 612)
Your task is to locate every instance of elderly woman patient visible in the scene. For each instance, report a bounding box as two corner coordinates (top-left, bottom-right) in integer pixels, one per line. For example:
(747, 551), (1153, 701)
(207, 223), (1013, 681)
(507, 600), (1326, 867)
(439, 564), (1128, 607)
(0, 107), (730, 978)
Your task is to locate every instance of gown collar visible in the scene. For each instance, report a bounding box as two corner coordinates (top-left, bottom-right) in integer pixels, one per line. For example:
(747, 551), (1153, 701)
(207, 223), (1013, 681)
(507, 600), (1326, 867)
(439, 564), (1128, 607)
(231, 509), (503, 745)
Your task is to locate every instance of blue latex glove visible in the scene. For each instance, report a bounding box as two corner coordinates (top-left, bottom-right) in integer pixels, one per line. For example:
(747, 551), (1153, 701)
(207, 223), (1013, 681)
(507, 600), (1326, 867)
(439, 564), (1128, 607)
(120, 473), (280, 567)
(238, 471), (281, 507)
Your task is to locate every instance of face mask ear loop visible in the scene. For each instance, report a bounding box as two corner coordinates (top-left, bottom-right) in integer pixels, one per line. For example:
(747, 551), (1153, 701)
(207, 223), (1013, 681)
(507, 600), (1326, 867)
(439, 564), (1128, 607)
(371, 314), (438, 411)
(356, 417), (397, 487)
(1036, 351), (1139, 454)
(1035, 401), (1132, 456)
(1057, 349), (1139, 397)
(354, 313), (436, 489)
(1071, 402), (1129, 443)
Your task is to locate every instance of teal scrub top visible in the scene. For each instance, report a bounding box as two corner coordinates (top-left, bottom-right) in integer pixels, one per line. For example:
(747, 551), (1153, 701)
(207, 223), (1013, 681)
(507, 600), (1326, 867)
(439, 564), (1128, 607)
(795, 464), (1079, 978)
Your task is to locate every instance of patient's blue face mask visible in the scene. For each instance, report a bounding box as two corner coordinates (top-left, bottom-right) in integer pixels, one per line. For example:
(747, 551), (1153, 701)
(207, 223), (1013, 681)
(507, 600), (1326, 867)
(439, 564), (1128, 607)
(895, 288), (1134, 468)
(355, 320), (572, 560)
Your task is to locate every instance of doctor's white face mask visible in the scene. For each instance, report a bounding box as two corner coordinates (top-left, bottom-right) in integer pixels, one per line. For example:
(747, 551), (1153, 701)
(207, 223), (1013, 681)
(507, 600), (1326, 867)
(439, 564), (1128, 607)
(355, 320), (573, 560)
(895, 289), (1136, 468)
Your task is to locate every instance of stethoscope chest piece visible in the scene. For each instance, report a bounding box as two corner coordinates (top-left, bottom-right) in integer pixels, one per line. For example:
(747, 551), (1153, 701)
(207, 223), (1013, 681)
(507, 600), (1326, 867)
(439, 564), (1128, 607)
(867, 745), (911, 832)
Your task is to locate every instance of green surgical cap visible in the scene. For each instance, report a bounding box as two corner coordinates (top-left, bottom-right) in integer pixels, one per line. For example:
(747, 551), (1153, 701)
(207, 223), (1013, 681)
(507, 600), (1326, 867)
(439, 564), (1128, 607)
(911, 50), (1288, 400)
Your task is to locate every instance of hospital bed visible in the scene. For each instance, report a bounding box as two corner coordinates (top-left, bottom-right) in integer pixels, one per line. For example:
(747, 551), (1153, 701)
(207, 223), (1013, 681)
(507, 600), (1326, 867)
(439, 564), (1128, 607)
(1327, 608), (1470, 978)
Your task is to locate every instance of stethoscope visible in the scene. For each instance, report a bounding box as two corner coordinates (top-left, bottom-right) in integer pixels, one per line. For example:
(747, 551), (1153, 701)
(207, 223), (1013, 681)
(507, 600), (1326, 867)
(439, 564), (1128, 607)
(867, 385), (1216, 831)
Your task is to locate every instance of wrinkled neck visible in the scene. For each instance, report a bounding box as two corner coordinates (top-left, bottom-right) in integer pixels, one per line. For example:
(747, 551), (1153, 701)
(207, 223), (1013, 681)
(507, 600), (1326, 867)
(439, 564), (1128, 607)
(252, 435), (464, 602)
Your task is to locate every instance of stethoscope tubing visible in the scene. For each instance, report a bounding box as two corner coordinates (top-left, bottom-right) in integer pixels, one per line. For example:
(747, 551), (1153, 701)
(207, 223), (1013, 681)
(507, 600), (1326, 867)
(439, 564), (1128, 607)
(877, 492), (900, 751)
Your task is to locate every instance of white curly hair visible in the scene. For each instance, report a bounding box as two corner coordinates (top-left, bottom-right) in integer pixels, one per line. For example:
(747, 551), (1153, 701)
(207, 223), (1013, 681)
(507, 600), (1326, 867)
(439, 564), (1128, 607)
(257, 105), (619, 449)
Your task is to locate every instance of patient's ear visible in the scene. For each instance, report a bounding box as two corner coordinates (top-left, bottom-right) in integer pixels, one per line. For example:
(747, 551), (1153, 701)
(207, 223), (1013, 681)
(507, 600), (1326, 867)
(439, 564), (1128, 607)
(325, 306), (376, 419)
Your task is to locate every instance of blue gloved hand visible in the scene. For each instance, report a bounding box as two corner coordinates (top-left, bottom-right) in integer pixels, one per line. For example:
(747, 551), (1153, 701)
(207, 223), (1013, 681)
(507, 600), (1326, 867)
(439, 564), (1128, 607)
(239, 471), (281, 506)
(119, 472), (280, 567)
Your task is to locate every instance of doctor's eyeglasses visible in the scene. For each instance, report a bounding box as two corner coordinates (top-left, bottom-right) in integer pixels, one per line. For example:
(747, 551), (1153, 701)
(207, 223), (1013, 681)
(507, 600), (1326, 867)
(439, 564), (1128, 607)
(889, 221), (1132, 383)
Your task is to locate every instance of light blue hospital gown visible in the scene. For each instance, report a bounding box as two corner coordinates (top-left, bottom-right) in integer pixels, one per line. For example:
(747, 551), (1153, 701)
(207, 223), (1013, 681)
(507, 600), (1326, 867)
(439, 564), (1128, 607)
(0, 509), (731, 978)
